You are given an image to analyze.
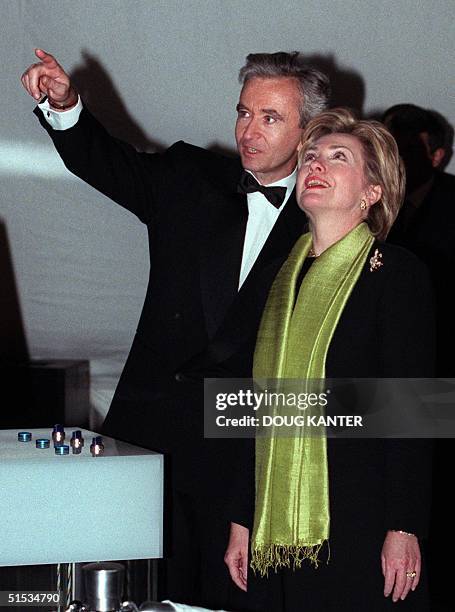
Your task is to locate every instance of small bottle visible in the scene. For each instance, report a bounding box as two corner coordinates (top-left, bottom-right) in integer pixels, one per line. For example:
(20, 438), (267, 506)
(90, 436), (104, 456)
(70, 430), (84, 454)
(52, 424), (65, 446)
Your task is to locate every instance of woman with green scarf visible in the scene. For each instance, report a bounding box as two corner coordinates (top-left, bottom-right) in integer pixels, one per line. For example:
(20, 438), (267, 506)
(225, 108), (434, 611)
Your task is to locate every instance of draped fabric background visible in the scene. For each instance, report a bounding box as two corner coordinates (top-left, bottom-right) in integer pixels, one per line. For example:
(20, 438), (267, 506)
(1, 0), (453, 426)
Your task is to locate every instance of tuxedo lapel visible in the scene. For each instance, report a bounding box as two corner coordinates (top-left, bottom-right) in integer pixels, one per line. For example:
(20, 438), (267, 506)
(198, 189), (306, 365)
(199, 185), (248, 339)
(241, 187), (305, 293)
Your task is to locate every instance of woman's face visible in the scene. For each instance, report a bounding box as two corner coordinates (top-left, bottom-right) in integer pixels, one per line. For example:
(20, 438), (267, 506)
(297, 133), (376, 222)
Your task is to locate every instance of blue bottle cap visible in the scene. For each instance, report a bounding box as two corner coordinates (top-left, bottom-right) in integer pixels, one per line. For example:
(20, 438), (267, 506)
(95, 436), (103, 444)
(53, 424), (64, 432)
(55, 445), (70, 455)
(71, 430), (82, 439)
(18, 432), (32, 442)
(36, 438), (51, 449)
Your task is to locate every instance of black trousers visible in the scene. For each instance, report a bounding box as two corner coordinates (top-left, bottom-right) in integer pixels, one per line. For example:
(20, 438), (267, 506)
(157, 448), (234, 608)
(102, 375), (237, 608)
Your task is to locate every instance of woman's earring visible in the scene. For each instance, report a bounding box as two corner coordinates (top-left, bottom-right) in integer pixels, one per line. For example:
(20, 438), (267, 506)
(360, 199), (367, 210)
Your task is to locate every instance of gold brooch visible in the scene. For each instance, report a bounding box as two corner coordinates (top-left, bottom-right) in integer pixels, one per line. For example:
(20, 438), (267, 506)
(369, 249), (383, 272)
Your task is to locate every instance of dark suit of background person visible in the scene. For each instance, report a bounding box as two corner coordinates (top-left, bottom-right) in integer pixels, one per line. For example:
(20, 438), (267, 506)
(24, 49), (330, 608)
(384, 104), (455, 610)
(384, 105), (455, 378)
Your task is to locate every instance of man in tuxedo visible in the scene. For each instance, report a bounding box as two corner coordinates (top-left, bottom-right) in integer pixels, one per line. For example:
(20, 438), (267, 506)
(21, 49), (330, 607)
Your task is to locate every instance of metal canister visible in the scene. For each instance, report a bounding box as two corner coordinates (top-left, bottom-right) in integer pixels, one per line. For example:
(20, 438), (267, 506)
(82, 562), (124, 611)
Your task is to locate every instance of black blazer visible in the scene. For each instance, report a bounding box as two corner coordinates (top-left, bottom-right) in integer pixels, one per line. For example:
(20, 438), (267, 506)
(231, 243), (435, 538)
(227, 243), (435, 611)
(388, 170), (455, 376)
(34, 106), (306, 459)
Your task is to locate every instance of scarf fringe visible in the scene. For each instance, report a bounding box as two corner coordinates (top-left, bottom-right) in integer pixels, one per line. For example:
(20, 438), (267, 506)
(251, 541), (327, 577)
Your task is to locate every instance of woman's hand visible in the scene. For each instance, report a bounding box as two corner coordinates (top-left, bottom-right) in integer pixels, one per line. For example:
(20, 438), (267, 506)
(381, 530), (421, 602)
(224, 522), (249, 591)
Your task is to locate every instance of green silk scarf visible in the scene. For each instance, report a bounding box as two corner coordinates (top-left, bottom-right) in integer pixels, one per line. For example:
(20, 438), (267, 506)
(251, 222), (374, 576)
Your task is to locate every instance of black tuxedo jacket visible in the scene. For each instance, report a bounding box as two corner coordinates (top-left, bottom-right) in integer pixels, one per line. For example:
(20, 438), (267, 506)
(388, 171), (455, 376)
(35, 106), (306, 467)
(388, 172), (455, 606)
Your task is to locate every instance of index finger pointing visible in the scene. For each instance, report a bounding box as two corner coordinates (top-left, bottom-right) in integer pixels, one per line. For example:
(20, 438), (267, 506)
(35, 48), (58, 67)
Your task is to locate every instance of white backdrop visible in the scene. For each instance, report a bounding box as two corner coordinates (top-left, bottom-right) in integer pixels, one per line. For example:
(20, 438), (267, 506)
(2, 0), (454, 425)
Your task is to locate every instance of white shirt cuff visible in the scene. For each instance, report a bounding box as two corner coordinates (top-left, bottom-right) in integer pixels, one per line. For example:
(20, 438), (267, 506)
(38, 95), (83, 130)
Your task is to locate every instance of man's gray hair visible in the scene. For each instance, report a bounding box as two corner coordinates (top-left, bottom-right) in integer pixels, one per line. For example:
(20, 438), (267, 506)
(239, 52), (331, 127)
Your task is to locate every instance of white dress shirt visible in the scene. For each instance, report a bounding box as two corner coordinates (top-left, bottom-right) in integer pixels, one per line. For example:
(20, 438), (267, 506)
(238, 169), (296, 288)
(38, 98), (297, 289)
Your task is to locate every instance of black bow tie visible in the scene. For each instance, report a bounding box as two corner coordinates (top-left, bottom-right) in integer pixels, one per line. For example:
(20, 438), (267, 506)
(237, 171), (287, 208)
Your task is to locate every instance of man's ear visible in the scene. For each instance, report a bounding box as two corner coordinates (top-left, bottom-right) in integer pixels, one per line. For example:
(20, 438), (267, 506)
(430, 147), (445, 168)
(365, 184), (382, 207)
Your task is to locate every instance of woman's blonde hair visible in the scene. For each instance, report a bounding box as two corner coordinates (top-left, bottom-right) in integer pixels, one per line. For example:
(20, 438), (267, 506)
(299, 108), (405, 240)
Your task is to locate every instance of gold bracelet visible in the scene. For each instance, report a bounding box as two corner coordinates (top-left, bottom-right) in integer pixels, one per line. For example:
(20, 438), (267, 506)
(391, 529), (417, 538)
(48, 97), (77, 110)
(45, 87), (78, 110)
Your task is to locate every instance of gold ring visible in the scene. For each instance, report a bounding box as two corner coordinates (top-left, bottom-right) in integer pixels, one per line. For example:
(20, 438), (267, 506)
(406, 571), (417, 578)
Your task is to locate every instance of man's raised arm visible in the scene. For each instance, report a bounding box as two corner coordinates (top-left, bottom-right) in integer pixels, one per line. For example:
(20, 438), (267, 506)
(20, 49), (176, 223)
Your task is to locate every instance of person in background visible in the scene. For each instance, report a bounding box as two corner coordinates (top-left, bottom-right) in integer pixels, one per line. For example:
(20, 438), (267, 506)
(384, 103), (455, 377)
(384, 103), (455, 610)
